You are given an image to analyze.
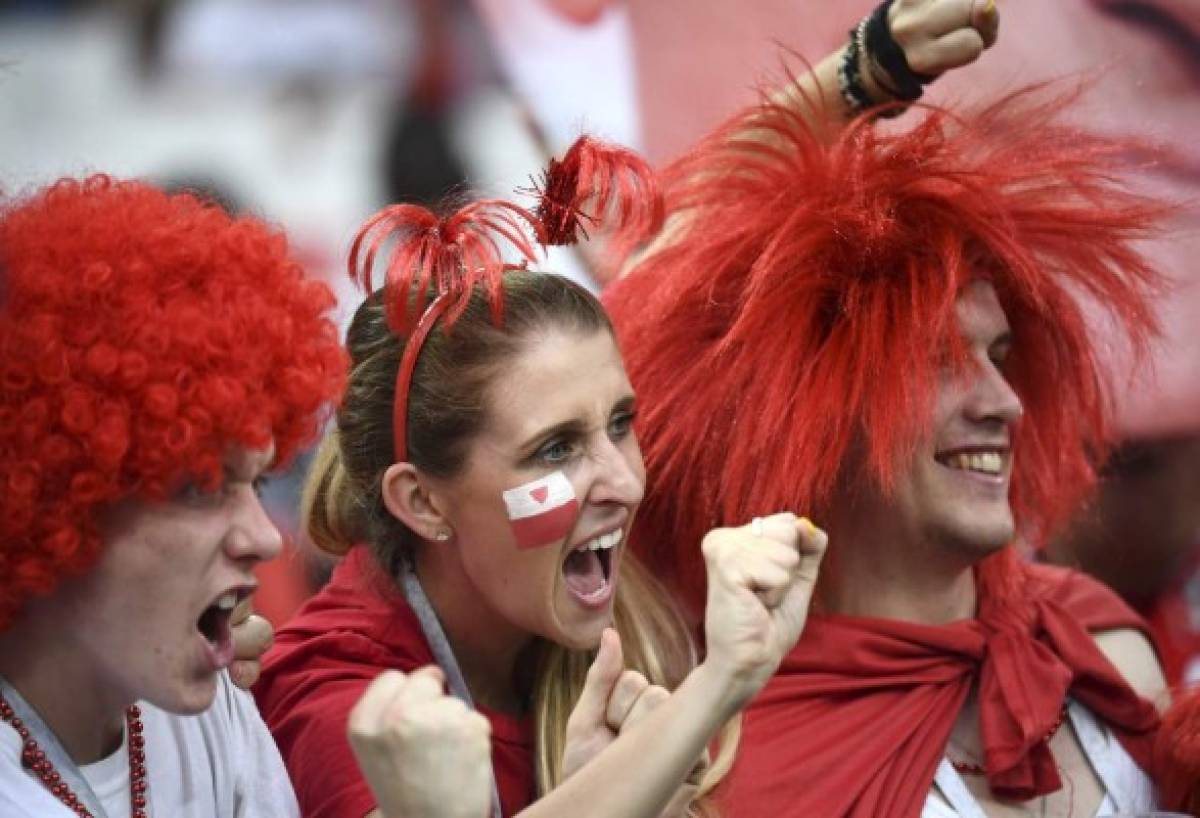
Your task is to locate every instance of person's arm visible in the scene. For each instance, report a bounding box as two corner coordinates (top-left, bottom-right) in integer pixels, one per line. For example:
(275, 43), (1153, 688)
(625, 0), (1000, 274)
(512, 513), (827, 818)
(772, 0), (999, 134)
(352, 514), (827, 818)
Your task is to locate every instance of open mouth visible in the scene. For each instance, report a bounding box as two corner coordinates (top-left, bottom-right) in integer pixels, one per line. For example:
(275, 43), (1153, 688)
(562, 529), (620, 604)
(196, 587), (252, 670)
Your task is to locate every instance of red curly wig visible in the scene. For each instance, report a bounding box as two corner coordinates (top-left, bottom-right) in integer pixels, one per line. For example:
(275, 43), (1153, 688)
(605, 87), (1166, 614)
(0, 175), (347, 630)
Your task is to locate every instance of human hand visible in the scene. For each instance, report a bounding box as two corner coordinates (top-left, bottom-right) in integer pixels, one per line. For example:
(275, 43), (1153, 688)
(561, 629), (703, 817)
(887, 0), (1000, 80)
(348, 666), (493, 818)
(698, 513), (828, 712)
(561, 629), (673, 779)
(229, 597), (272, 689)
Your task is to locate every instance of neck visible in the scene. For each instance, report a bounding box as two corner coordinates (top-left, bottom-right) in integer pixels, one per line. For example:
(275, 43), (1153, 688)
(820, 509), (979, 625)
(0, 609), (128, 765)
(414, 549), (535, 715)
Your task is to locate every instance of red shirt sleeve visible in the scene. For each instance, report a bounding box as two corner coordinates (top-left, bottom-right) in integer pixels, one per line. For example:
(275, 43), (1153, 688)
(255, 631), (396, 818)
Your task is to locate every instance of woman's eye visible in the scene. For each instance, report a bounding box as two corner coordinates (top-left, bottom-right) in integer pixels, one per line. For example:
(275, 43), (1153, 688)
(609, 412), (636, 439)
(538, 440), (574, 464)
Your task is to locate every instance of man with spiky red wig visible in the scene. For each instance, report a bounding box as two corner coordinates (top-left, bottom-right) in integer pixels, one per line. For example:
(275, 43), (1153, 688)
(604, 86), (1183, 816)
(0, 175), (346, 816)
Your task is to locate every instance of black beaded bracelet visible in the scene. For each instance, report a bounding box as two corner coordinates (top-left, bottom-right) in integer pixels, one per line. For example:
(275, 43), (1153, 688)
(864, 0), (935, 102)
(837, 16), (875, 115)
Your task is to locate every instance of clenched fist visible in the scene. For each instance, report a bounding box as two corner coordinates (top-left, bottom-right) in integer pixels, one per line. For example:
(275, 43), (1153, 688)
(700, 513), (828, 709)
(887, 0), (1000, 80)
(348, 666), (493, 818)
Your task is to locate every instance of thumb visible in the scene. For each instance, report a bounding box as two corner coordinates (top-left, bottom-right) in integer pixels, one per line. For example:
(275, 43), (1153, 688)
(970, 0), (999, 47)
(409, 664), (447, 689)
(569, 628), (624, 730)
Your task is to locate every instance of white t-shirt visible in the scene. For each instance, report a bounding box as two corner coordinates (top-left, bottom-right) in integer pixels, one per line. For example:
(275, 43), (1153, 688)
(0, 672), (298, 818)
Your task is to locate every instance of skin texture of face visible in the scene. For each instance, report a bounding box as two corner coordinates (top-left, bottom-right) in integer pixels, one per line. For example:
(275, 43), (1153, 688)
(51, 446), (281, 715)
(841, 280), (1024, 561)
(425, 327), (645, 652)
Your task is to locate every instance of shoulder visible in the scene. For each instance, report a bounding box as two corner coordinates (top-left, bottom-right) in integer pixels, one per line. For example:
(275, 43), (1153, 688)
(1028, 564), (1169, 709)
(259, 562), (432, 699)
(1091, 627), (1170, 712)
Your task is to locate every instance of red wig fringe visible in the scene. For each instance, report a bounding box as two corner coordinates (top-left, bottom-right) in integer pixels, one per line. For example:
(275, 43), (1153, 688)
(605, 87), (1167, 614)
(0, 175), (347, 630)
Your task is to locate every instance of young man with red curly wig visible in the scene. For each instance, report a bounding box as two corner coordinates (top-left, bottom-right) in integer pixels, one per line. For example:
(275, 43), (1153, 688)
(604, 81), (1187, 816)
(0, 176), (346, 816)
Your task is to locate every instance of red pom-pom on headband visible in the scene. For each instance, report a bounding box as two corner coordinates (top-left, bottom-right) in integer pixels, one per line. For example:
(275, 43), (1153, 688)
(348, 199), (544, 462)
(351, 135), (662, 463)
(534, 136), (664, 271)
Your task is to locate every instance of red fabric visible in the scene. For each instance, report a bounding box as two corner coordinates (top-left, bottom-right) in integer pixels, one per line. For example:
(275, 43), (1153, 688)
(722, 564), (1161, 818)
(254, 547), (535, 818)
(1155, 687), (1200, 814)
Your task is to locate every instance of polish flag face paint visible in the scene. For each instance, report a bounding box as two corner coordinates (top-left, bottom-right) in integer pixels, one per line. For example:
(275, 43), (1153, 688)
(502, 470), (579, 550)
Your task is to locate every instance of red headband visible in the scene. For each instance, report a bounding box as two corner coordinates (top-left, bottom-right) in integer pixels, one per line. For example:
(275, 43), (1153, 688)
(347, 136), (662, 462)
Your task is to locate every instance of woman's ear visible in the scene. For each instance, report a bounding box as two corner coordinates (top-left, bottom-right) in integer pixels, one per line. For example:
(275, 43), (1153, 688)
(381, 462), (453, 544)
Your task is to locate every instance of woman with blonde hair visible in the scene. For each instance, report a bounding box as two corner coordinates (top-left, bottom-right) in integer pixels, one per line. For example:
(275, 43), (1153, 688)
(253, 150), (827, 818)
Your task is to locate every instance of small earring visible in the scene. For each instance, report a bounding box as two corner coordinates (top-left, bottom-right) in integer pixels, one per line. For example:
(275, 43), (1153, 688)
(434, 529), (451, 542)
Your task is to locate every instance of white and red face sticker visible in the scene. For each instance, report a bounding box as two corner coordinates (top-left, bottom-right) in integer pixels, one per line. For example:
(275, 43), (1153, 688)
(502, 470), (579, 550)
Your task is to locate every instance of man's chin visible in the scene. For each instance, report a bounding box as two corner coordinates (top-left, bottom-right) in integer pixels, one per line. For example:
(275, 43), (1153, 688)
(939, 518), (1015, 560)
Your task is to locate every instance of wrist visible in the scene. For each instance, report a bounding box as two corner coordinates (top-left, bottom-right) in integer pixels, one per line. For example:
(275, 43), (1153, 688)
(691, 656), (759, 721)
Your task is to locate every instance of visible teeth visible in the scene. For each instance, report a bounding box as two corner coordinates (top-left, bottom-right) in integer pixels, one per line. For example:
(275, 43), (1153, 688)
(578, 531), (622, 552)
(214, 591), (237, 611)
(946, 452), (1003, 475)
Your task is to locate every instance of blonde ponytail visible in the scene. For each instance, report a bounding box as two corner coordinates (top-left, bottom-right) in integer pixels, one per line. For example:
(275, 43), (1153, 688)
(301, 430), (361, 556)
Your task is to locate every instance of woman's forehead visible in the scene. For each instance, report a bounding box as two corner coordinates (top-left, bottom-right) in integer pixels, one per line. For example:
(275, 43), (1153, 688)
(482, 330), (630, 441)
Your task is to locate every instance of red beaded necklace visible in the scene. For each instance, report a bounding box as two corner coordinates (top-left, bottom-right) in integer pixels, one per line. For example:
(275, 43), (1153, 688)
(0, 692), (148, 818)
(948, 703), (1069, 776)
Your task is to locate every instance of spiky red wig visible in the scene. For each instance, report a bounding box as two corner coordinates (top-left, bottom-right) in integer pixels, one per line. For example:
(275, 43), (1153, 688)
(0, 175), (347, 630)
(605, 88), (1166, 613)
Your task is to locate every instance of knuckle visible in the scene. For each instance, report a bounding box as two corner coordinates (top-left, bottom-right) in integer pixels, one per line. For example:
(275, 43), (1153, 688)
(905, 49), (938, 76)
(617, 670), (649, 693)
(644, 685), (670, 706)
(889, 15), (919, 44)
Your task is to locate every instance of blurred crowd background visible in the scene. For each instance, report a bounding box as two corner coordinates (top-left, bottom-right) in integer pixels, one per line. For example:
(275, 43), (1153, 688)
(2, 0), (1197, 684)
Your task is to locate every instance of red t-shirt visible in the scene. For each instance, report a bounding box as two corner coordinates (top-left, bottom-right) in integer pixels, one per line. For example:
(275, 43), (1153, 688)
(254, 547), (536, 818)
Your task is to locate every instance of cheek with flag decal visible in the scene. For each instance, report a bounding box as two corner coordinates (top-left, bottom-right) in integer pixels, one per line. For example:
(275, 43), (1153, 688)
(502, 470), (580, 550)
